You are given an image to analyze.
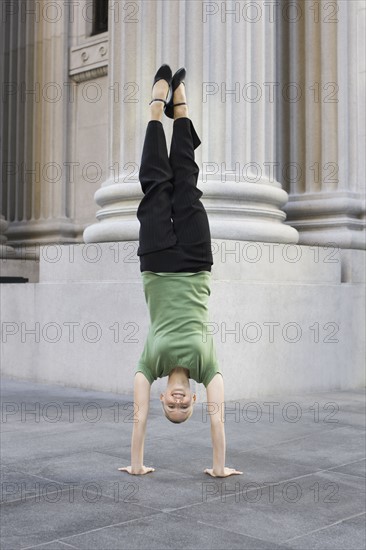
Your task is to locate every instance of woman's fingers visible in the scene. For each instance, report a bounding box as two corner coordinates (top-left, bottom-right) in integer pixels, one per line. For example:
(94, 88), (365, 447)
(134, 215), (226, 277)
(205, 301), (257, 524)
(204, 467), (243, 477)
(117, 466), (156, 475)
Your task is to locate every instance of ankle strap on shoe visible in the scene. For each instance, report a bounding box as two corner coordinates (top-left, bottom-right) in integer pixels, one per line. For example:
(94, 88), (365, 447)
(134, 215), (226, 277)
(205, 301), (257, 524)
(149, 98), (167, 106)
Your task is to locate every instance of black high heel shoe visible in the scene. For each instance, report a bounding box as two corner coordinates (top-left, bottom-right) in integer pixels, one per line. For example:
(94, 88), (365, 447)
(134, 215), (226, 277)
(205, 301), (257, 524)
(164, 67), (187, 119)
(149, 64), (173, 107)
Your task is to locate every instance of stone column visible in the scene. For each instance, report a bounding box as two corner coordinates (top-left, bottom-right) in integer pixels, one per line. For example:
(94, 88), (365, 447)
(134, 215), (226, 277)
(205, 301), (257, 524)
(278, 0), (366, 249)
(0, 4), (13, 258)
(1, 0), (76, 248)
(84, 0), (299, 244)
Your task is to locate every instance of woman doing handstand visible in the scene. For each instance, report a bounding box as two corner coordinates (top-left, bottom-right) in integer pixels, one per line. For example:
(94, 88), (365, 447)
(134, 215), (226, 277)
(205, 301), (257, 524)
(118, 65), (243, 478)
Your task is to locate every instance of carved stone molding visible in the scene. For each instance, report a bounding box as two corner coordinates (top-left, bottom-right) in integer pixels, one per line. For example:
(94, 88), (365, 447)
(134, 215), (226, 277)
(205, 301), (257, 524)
(69, 38), (108, 82)
(70, 66), (108, 83)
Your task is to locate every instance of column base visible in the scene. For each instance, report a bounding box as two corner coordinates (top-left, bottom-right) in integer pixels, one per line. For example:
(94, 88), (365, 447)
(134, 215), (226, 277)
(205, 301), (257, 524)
(0, 215), (17, 258)
(83, 176), (299, 245)
(3, 219), (81, 252)
(284, 192), (366, 250)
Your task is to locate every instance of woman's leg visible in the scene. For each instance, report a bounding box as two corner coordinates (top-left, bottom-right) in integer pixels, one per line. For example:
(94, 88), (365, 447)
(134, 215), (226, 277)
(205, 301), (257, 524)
(136, 121), (177, 257)
(137, 78), (212, 272)
(168, 115), (213, 269)
(169, 118), (210, 237)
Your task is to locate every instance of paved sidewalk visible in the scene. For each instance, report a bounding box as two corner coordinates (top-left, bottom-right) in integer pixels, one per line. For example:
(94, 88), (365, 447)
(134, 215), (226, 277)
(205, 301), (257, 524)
(1, 377), (365, 549)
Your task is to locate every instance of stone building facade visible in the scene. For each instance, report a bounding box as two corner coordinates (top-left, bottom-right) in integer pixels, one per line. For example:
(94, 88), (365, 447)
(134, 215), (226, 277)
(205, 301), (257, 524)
(1, 0), (365, 399)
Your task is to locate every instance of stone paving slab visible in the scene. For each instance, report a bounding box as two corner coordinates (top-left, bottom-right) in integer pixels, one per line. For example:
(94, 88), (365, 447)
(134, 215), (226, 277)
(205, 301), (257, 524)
(169, 469), (366, 543)
(1, 377), (365, 550)
(0, 486), (161, 550)
(33, 511), (290, 550)
(282, 513), (366, 550)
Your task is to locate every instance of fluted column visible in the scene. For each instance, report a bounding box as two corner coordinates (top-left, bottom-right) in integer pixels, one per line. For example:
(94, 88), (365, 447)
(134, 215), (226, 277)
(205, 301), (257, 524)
(1, 0), (75, 247)
(279, 0), (366, 249)
(84, 0), (299, 244)
(0, 3), (15, 258)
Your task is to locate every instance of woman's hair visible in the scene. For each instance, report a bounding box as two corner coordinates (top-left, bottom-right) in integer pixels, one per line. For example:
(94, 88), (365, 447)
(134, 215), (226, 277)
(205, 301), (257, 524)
(162, 403), (194, 423)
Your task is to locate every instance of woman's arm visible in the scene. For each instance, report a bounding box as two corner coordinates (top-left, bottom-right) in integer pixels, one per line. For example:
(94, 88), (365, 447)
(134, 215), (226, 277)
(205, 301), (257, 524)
(118, 372), (155, 475)
(131, 372), (151, 468)
(204, 373), (243, 478)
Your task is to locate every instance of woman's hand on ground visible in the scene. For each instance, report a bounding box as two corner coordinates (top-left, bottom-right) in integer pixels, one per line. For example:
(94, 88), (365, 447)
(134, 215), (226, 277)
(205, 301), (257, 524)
(204, 467), (243, 478)
(118, 465), (155, 475)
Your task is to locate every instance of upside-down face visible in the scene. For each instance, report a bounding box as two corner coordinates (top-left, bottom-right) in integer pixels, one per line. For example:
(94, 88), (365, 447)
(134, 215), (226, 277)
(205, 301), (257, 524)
(160, 385), (196, 423)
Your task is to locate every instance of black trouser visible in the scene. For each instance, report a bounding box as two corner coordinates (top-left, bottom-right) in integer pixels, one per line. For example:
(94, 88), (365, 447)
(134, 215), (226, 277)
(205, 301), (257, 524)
(136, 117), (213, 273)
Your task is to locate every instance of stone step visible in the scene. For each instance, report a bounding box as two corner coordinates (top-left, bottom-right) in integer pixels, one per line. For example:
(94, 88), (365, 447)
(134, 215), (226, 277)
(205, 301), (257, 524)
(0, 258), (40, 283)
(37, 240), (344, 284)
(1, 275), (364, 401)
